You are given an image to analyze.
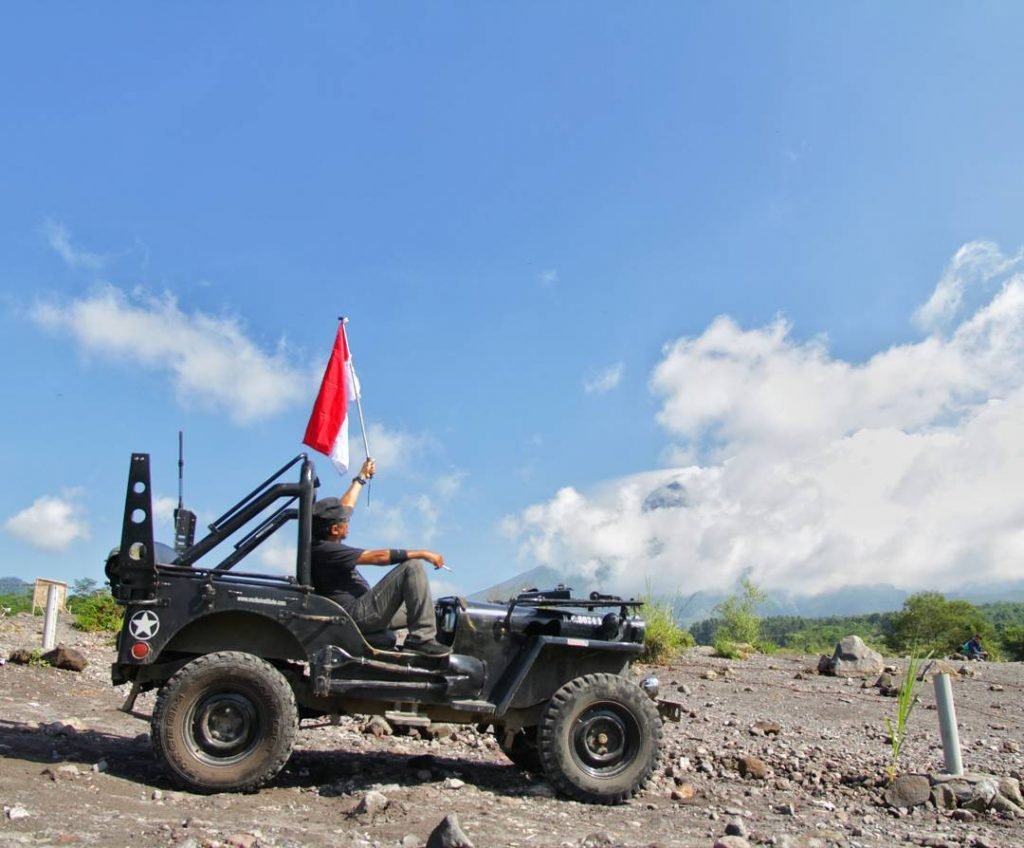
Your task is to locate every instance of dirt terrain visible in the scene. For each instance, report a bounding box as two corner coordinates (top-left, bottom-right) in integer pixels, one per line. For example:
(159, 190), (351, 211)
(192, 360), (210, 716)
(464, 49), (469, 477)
(1, 612), (1021, 848)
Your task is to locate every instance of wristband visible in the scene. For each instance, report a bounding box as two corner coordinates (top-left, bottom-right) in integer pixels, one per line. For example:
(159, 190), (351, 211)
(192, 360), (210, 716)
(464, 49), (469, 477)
(389, 549), (408, 564)
(353, 476), (368, 485)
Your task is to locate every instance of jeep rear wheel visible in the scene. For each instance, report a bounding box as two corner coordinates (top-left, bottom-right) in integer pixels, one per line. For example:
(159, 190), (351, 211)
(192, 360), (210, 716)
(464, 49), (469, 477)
(152, 652), (297, 793)
(538, 673), (662, 804)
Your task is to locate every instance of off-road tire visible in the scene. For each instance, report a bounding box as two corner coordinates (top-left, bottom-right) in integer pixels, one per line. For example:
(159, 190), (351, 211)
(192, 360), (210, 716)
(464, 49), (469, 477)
(151, 651), (298, 793)
(537, 673), (662, 804)
(498, 726), (542, 772)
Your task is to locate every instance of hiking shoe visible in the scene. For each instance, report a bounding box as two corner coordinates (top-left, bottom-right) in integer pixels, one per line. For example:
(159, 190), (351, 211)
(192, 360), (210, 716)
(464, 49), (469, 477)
(404, 637), (452, 657)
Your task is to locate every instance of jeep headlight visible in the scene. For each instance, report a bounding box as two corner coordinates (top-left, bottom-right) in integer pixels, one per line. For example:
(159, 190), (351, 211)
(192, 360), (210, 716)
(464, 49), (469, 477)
(639, 675), (660, 700)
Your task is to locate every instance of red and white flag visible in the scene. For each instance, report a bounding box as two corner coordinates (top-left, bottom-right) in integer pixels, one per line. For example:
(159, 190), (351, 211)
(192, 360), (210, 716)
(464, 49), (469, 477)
(303, 324), (361, 474)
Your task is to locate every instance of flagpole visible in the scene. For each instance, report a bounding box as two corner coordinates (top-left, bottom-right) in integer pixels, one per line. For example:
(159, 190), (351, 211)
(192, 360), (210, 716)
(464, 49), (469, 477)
(339, 317), (372, 500)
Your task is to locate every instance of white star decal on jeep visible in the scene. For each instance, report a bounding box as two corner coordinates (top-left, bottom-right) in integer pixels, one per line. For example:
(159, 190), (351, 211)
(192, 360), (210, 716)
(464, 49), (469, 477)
(129, 610), (160, 640)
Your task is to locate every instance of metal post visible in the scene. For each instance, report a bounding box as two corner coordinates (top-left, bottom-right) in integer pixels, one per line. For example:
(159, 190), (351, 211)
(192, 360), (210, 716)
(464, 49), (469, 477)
(42, 585), (58, 651)
(933, 672), (963, 775)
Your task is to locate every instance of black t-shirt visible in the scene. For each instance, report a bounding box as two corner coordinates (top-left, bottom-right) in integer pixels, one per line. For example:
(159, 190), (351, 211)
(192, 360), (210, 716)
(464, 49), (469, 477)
(310, 539), (370, 609)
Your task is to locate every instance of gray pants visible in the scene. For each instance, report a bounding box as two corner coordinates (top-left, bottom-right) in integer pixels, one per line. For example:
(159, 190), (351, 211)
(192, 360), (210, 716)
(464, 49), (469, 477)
(345, 559), (436, 641)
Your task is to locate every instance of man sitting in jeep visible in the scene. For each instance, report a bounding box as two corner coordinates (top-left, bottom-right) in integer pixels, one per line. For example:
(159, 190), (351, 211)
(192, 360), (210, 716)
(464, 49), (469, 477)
(311, 458), (451, 657)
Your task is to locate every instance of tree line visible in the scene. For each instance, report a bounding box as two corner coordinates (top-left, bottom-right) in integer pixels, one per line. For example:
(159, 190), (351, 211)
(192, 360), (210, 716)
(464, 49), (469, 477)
(690, 589), (1024, 660)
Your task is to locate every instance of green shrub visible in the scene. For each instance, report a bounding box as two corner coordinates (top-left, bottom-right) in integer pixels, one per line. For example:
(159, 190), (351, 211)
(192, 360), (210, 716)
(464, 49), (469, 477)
(885, 652), (928, 781)
(887, 592), (991, 657)
(714, 577), (767, 645)
(639, 598), (693, 664)
(0, 591), (33, 616)
(1001, 625), (1024, 661)
(68, 592), (122, 632)
(712, 636), (743, 659)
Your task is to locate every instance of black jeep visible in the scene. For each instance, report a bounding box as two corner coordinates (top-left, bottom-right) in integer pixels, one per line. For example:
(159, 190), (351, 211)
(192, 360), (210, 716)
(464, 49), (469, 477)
(107, 453), (675, 804)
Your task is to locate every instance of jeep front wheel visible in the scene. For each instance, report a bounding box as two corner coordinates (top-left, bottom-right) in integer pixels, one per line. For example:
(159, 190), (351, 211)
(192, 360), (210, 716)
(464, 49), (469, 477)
(151, 652), (298, 793)
(537, 673), (662, 804)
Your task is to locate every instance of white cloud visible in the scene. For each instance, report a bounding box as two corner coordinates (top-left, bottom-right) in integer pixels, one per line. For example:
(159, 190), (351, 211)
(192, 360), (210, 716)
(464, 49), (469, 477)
(434, 471), (466, 501)
(914, 241), (1023, 333)
(4, 491), (90, 552)
(507, 241), (1024, 597)
(584, 362), (625, 395)
(255, 536), (297, 575)
(43, 221), (105, 271)
(539, 269), (559, 287)
(31, 286), (316, 424)
(152, 495), (179, 530)
(355, 423), (434, 471)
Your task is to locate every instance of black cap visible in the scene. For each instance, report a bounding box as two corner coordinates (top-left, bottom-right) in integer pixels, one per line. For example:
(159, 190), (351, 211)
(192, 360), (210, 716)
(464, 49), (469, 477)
(312, 497), (353, 522)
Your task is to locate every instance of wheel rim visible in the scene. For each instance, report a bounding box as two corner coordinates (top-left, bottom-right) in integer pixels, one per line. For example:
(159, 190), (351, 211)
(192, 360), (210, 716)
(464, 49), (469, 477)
(186, 691), (260, 765)
(571, 701), (641, 778)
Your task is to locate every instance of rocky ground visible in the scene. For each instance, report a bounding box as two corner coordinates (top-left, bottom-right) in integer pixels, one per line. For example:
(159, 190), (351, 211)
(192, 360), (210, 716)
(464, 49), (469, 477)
(1, 612), (1022, 848)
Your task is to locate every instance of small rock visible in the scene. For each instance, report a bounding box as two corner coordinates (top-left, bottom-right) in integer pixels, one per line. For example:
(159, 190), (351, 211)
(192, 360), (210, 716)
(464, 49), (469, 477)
(580, 834), (614, 848)
(950, 809), (976, 822)
(962, 778), (999, 812)
(671, 782), (698, 801)
(6, 805), (30, 821)
(916, 659), (960, 681)
(224, 835), (258, 848)
(749, 721), (781, 737)
(931, 784), (957, 809)
(773, 802), (796, 815)
(724, 818), (747, 837)
(424, 723), (455, 740)
(989, 684), (1004, 692)
(42, 764), (80, 781)
(999, 776), (1024, 807)
(401, 836), (420, 848)
(702, 670), (718, 681)
(713, 838), (751, 848)
(41, 645), (88, 672)
(883, 774), (932, 808)
(443, 778), (466, 790)
(362, 716), (393, 737)
(426, 813), (475, 848)
(736, 755), (768, 780)
(351, 790), (389, 818)
(93, 759), (109, 773)
(151, 789), (164, 801)
(8, 648), (36, 665)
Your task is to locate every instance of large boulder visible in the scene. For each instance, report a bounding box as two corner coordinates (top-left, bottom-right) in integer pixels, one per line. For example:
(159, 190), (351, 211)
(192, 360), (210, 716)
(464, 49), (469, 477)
(819, 635), (884, 677)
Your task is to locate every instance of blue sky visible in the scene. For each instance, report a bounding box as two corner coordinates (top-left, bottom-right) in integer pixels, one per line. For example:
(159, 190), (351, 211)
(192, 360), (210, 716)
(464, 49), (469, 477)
(3, 4), (1024, 599)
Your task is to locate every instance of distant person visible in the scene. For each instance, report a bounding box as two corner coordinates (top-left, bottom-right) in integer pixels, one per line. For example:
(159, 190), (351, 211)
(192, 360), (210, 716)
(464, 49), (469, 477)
(962, 634), (988, 661)
(310, 457), (451, 657)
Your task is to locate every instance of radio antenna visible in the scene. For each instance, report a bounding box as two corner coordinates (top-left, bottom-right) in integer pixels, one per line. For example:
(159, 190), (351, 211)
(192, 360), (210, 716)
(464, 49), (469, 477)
(177, 430), (185, 510)
(173, 430), (196, 552)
